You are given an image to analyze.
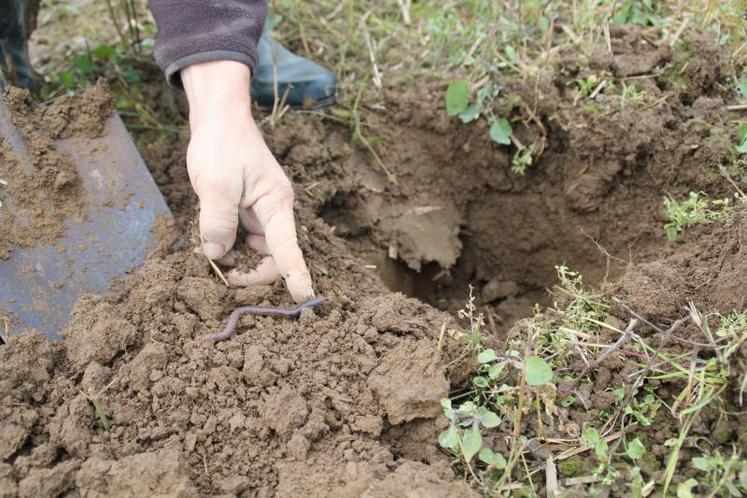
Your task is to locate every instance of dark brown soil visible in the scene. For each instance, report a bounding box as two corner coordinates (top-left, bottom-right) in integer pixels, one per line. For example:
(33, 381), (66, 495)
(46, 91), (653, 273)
(0, 29), (745, 497)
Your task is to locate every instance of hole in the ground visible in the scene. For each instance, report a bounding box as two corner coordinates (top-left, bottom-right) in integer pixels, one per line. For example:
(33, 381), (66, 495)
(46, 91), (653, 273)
(320, 188), (620, 335)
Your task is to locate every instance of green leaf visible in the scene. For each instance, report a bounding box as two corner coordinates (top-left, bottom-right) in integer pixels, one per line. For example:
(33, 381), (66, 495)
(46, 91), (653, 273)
(505, 45), (517, 62)
(368, 136), (385, 147)
(121, 67), (141, 84)
(691, 456), (711, 471)
(560, 395), (575, 407)
(524, 356), (553, 385)
(58, 70), (76, 89)
(446, 80), (470, 116)
(677, 478), (698, 498)
(488, 363), (504, 379)
(92, 43), (115, 60)
(472, 376), (489, 388)
(459, 104), (480, 123)
(478, 447), (506, 468)
(737, 124), (747, 154)
(72, 54), (95, 74)
(461, 426), (482, 462)
(582, 428), (601, 446)
(489, 118), (513, 145)
(90, 398), (110, 432)
(477, 349), (498, 364)
(626, 438), (646, 460)
(476, 407), (500, 428)
(330, 108), (352, 119)
(438, 425), (459, 449)
(440, 398), (452, 410)
(458, 401), (475, 415)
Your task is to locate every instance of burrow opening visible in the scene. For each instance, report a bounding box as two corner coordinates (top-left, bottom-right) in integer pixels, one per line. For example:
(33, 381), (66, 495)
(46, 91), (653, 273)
(318, 183), (624, 335)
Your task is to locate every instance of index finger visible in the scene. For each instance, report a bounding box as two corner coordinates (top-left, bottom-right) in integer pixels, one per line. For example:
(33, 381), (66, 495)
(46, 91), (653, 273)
(252, 195), (314, 303)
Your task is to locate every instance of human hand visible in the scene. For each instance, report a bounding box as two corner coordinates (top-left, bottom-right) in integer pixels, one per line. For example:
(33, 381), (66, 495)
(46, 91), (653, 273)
(181, 61), (314, 303)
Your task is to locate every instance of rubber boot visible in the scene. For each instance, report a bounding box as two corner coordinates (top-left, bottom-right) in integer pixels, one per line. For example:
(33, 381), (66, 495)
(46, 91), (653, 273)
(251, 33), (337, 109)
(0, 0), (39, 89)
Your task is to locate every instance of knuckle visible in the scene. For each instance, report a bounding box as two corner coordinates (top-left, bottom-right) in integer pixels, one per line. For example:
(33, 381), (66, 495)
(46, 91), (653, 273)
(205, 177), (241, 199)
(200, 213), (237, 232)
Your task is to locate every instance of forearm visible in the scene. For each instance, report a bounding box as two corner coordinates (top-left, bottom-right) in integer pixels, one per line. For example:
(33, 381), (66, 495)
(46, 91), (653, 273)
(149, 0), (267, 86)
(181, 61), (254, 131)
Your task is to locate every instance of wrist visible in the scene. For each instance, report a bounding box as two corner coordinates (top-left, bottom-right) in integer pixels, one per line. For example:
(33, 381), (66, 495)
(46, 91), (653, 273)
(181, 60), (254, 130)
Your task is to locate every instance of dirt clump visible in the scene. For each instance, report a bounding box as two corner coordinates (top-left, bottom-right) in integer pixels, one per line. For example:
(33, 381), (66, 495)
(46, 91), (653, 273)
(64, 299), (139, 368)
(368, 340), (449, 424)
(76, 449), (197, 497)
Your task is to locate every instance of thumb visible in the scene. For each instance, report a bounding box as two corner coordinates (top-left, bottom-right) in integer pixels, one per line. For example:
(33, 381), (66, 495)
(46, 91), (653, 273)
(197, 189), (240, 260)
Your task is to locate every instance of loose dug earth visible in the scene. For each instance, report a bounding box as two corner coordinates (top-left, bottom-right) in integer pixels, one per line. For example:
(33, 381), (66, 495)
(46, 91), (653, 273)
(0, 29), (745, 496)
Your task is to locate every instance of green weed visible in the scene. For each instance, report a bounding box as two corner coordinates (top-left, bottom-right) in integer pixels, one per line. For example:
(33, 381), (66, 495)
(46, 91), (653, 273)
(439, 266), (746, 496)
(83, 379), (117, 432)
(736, 123), (747, 155)
(621, 83), (648, 107)
(446, 79), (515, 150)
(679, 450), (747, 497)
(663, 192), (731, 240)
(610, 0), (662, 27)
(575, 74), (600, 99)
(511, 147), (533, 175)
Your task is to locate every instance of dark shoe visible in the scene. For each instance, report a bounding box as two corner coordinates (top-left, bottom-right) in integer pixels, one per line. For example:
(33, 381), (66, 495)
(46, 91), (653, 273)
(252, 34), (336, 110)
(0, 0), (38, 89)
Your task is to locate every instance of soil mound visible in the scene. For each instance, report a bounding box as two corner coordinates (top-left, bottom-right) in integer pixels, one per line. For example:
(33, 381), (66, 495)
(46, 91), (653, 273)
(0, 29), (745, 497)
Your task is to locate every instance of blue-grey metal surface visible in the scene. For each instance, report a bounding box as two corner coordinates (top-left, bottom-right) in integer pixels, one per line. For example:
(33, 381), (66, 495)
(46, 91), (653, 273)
(0, 96), (172, 341)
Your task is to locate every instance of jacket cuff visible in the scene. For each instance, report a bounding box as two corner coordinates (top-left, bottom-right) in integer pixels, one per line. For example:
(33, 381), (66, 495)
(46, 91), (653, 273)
(164, 51), (257, 87)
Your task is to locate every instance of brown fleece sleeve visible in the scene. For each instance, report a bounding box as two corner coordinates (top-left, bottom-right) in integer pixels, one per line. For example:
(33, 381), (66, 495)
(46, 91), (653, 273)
(149, 0), (267, 86)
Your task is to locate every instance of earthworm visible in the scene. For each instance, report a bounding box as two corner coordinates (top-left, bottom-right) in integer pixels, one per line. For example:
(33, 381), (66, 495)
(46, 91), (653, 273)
(211, 297), (324, 342)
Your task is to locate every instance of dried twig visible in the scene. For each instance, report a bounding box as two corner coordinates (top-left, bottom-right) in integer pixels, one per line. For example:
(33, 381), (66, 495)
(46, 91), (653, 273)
(395, 0), (412, 25)
(565, 319), (637, 393)
(360, 12), (383, 89)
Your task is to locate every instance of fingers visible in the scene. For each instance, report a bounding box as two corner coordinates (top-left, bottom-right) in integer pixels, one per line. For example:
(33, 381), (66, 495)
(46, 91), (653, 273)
(253, 188), (315, 303)
(197, 188), (241, 260)
(193, 247), (239, 267)
(227, 257), (280, 286)
(246, 234), (270, 255)
(215, 249), (239, 267)
(239, 209), (264, 234)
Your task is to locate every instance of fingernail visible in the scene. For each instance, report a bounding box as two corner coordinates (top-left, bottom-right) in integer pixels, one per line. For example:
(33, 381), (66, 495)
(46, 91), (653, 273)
(202, 242), (225, 260)
(286, 272), (315, 303)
